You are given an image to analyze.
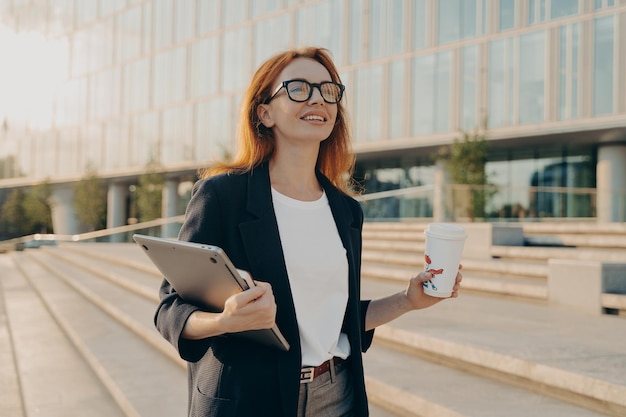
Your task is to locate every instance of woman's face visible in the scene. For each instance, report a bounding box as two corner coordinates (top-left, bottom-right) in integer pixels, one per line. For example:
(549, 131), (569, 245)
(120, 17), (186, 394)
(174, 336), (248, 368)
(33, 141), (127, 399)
(258, 57), (338, 150)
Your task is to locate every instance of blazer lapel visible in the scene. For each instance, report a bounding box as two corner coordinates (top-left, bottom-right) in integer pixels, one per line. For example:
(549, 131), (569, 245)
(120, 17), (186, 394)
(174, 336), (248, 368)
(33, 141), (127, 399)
(237, 163), (300, 351)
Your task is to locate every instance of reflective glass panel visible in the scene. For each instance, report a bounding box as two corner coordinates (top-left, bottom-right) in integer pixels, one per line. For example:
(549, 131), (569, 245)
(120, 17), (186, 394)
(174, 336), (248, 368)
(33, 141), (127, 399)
(100, 0), (126, 16)
(412, 0), (427, 50)
(519, 31), (546, 124)
(251, 0), (281, 17)
(195, 97), (233, 161)
(296, 1), (344, 64)
(593, 16), (614, 115)
(434, 51), (451, 132)
(123, 58), (150, 113)
(438, 0), (476, 44)
(499, 0), (515, 31)
(389, 60), (406, 139)
(461, 45), (478, 130)
(224, 0), (247, 27)
(174, 0), (194, 43)
(104, 119), (130, 170)
(197, 0), (220, 34)
(130, 111), (159, 167)
(349, 0), (363, 63)
(550, 0), (579, 19)
(354, 65), (383, 142)
(412, 54), (435, 134)
(162, 106), (193, 164)
(370, 0), (406, 59)
(116, 7), (142, 63)
(190, 37), (219, 98)
(557, 24), (580, 120)
(48, 0), (74, 36)
(154, 0), (173, 50)
(222, 27), (251, 92)
(254, 14), (291, 69)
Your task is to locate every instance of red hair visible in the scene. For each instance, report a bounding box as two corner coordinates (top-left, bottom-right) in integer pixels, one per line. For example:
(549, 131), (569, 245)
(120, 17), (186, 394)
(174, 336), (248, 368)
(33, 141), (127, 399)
(199, 47), (355, 194)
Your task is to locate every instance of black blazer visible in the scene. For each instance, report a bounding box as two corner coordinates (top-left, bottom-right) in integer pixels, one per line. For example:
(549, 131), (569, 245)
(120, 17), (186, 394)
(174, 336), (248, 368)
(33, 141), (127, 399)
(154, 162), (374, 417)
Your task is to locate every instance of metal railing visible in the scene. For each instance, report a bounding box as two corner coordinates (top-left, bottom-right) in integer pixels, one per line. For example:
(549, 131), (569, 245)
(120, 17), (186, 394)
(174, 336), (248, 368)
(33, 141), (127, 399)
(358, 184), (625, 222)
(0, 216), (184, 253)
(2, 184), (623, 252)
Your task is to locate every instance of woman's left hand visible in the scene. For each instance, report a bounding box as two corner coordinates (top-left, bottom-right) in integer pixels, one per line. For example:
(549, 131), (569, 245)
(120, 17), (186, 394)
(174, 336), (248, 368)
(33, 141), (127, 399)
(405, 265), (462, 311)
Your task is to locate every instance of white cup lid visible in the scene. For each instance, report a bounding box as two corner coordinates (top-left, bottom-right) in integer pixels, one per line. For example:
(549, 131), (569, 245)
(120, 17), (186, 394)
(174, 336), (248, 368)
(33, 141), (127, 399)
(425, 223), (467, 240)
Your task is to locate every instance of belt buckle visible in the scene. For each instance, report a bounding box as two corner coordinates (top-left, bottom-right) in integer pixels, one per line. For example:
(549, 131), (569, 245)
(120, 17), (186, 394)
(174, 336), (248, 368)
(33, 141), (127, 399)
(300, 367), (315, 384)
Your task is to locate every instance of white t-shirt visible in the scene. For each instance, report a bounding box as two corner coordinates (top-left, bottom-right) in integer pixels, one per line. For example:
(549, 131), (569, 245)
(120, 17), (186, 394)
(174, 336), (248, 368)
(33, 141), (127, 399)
(271, 187), (351, 367)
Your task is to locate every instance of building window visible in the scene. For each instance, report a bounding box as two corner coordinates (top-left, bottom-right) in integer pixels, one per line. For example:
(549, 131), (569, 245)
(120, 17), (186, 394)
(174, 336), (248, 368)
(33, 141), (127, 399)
(528, 0), (546, 25)
(488, 38), (514, 127)
(354, 65), (383, 142)
(195, 97), (234, 161)
(437, 0), (477, 45)
(389, 59), (406, 139)
(369, 0), (406, 59)
(221, 27), (251, 92)
(412, 0), (427, 50)
(349, 0), (363, 64)
(251, 0), (281, 18)
(558, 23), (580, 120)
(254, 13), (291, 69)
(519, 31), (545, 124)
(461, 45), (479, 131)
(296, 0), (344, 64)
(154, 0), (173, 51)
(162, 105), (193, 164)
(223, 0), (248, 27)
(190, 37), (219, 98)
(412, 54), (435, 134)
(174, 0), (195, 44)
(412, 51), (451, 134)
(116, 7), (142, 64)
(550, 0), (579, 19)
(197, 0), (220, 35)
(593, 16), (614, 115)
(499, 0), (516, 32)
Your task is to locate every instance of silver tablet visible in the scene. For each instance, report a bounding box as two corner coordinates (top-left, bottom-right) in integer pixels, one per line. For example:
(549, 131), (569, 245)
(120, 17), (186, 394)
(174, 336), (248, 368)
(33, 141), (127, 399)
(133, 234), (290, 351)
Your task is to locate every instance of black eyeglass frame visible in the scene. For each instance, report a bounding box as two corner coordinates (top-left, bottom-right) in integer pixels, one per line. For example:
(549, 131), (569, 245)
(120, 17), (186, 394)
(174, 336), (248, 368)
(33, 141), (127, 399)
(264, 79), (345, 104)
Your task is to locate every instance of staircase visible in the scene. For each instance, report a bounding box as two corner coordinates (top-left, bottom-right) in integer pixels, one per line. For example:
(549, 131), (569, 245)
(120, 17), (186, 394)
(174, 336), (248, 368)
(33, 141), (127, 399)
(1, 221), (625, 417)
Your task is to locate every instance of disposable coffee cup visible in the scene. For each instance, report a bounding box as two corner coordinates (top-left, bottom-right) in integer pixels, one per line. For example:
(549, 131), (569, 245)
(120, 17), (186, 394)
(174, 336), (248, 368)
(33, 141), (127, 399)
(422, 223), (467, 298)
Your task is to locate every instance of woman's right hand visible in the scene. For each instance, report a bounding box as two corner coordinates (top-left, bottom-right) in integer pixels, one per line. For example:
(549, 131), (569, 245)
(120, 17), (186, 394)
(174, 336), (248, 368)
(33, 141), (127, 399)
(220, 281), (277, 333)
(182, 281), (277, 340)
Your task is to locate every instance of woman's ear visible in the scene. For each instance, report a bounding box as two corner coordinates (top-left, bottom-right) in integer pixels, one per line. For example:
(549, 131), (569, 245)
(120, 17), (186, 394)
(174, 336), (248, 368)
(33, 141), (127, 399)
(257, 104), (275, 128)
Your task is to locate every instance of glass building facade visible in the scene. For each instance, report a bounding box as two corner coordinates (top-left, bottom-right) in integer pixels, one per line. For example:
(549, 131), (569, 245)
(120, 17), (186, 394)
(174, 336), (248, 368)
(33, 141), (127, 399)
(0, 0), (625, 233)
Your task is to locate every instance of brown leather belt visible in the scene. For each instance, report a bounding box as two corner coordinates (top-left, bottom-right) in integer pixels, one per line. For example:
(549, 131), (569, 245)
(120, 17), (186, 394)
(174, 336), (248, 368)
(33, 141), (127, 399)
(300, 357), (345, 384)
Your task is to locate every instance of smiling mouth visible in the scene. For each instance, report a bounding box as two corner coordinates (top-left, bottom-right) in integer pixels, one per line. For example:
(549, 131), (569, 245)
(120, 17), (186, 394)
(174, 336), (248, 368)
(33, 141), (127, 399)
(301, 115), (326, 122)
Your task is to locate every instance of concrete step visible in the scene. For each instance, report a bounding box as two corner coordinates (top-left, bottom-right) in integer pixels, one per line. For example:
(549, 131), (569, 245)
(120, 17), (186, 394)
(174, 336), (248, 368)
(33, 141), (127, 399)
(0, 254), (127, 417)
(13, 250), (188, 417)
(2, 245), (402, 417)
(361, 278), (626, 417)
(363, 250), (548, 279)
(7, 243), (625, 416)
(362, 262), (547, 301)
(364, 343), (608, 417)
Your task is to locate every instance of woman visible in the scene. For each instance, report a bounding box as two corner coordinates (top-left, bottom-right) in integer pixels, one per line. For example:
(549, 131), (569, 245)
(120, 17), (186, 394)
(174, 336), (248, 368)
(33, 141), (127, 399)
(154, 47), (462, 417)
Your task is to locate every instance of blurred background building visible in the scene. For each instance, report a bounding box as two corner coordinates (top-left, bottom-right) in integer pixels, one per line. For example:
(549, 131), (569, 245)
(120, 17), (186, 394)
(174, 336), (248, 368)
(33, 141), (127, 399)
(0, 0), (625, 235)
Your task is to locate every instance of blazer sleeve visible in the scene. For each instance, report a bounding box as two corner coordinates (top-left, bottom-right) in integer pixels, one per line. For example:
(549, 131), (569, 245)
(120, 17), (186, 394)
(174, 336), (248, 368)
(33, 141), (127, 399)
(153, 178), (224, 362)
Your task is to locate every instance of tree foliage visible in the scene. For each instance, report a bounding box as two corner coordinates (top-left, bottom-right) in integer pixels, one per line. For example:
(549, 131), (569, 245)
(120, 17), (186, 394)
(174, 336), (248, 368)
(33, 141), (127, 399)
(22, 181), (53, 233)
(436, 129), (495, 221)
(73, 171), (107, 231)
(135, 162), (164, 222)
(0, 181), (53, 238)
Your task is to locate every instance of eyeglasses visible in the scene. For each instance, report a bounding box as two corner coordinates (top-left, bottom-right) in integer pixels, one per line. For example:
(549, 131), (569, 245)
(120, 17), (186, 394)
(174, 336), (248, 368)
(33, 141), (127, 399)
(265, 79), (345, 104)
